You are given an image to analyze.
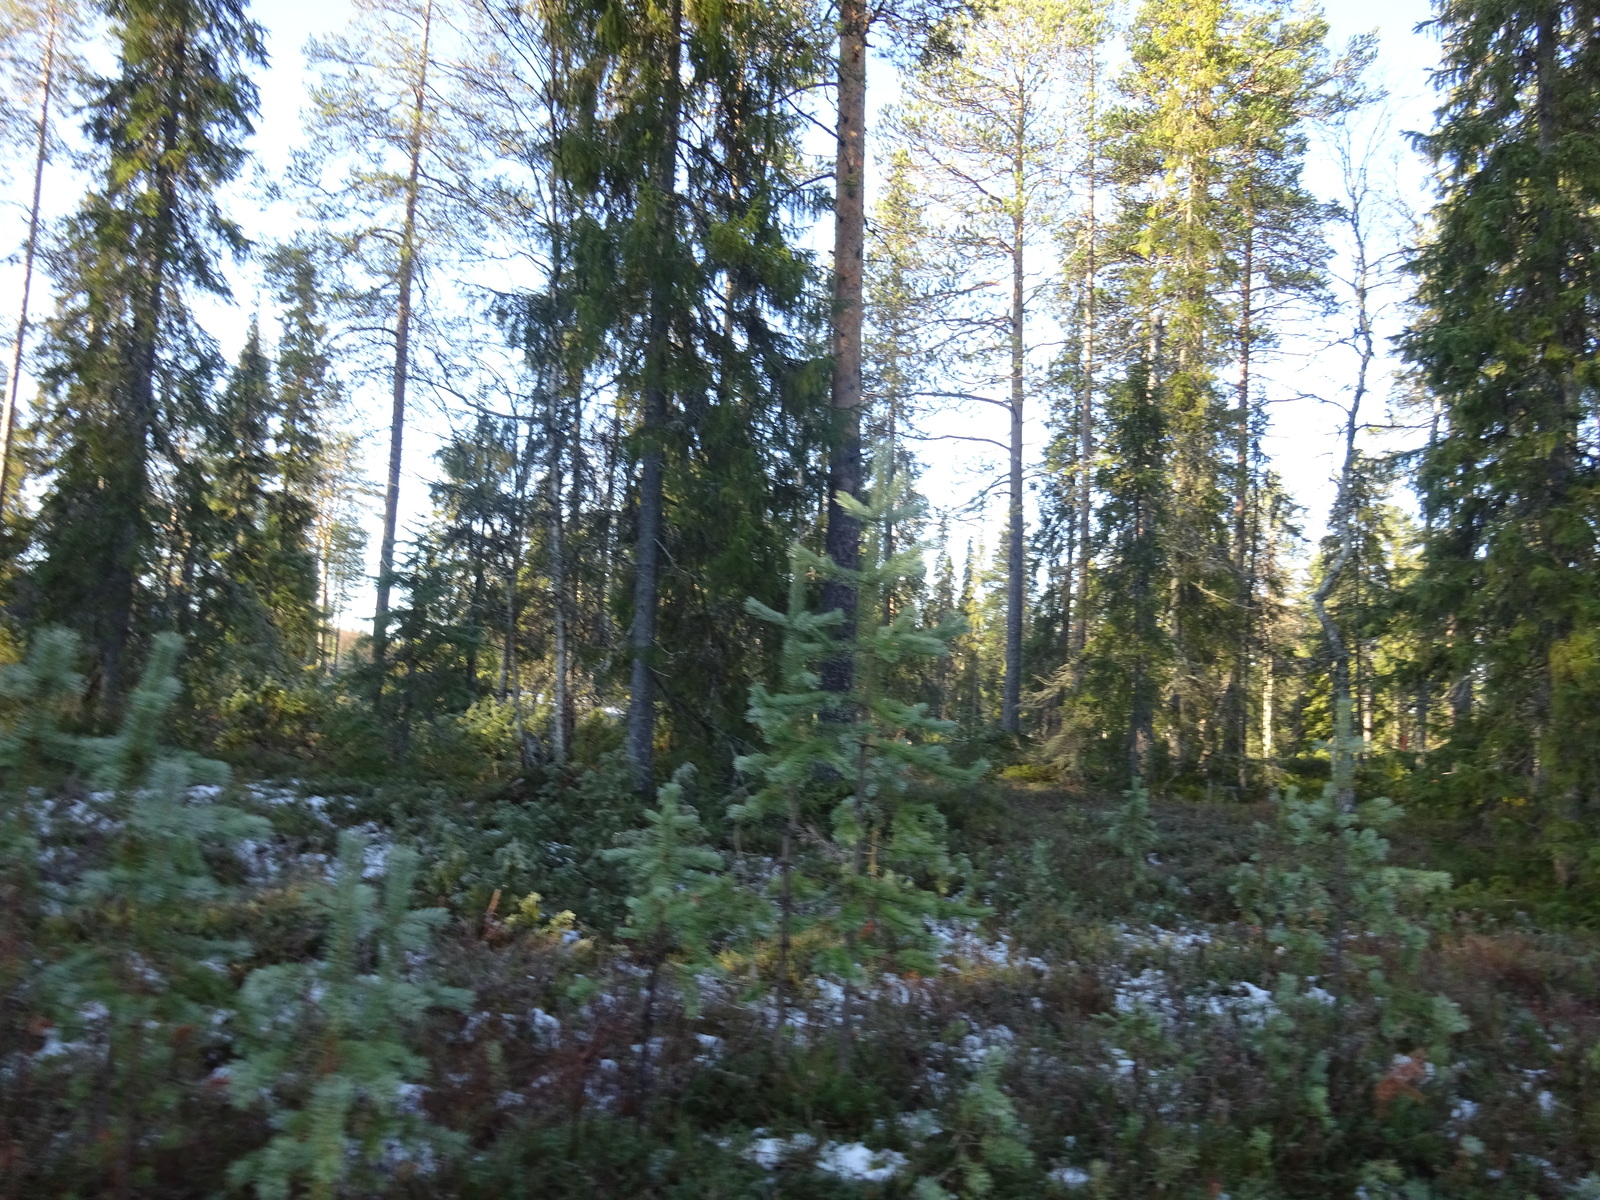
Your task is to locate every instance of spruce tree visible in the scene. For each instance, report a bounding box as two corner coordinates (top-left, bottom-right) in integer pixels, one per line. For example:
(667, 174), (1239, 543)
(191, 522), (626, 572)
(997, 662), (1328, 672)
(229, 831), (470, 1200)
(736, 480), (983, 1051)
(561, 0), (827, 787)
(266, 242), (341, 668)
(1060, 361), (1171, 781)
(45, 633), (268, 1187)
(603, 764), (734, 1108)
(1402, 0), (1600, 868)
(31, 0), (265, 704)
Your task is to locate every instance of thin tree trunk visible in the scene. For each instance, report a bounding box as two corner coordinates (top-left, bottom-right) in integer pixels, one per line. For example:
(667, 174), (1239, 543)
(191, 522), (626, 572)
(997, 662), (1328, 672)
(1416, 395), (1442, 750)
(1070, 53), (1098, 679)
(372, 0), (434, 701)
(549, 389), (568, 764)
(1, 0), (60, 516)
(1230, 171), (1257, 784)
(1316, 129), (1379, 812)
(598, 398), (622, 654)
(772, 798), (795, 1052)
(625, 0), (683, 792)
(1002, 199), (1025, 733)
(819, 0), (868, 697)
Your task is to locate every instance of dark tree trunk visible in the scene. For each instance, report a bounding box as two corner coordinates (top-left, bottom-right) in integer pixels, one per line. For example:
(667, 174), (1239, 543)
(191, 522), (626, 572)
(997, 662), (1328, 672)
(625, 0), (684, 792)
(819, 0), (868, 697)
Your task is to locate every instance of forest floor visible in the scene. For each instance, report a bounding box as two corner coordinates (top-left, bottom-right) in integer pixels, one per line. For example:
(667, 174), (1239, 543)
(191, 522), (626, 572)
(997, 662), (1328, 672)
(14, 768), (1600, 1198)
(241, 775), (1600, 1196)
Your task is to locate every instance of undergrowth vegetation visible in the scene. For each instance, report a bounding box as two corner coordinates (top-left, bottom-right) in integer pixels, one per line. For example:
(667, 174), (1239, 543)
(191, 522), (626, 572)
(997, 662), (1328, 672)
(3, 629), (1599, 1198)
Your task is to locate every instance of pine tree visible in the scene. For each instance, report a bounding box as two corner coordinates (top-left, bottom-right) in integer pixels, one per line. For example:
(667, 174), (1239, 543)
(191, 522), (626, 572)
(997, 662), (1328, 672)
(1402, 0), (1600, 871)
(45, 633), (268, 1188)
(31, 0), (264, 705)
(889, 0), (1085, 736)
(1087, 0), (1332, 785)
(0, 0), (84, 517)
(229, 831), (470, 1200)
(296, 0), (478, 701)
(914, 1048), (1034, 1199)
(603, 764), (734, 1108)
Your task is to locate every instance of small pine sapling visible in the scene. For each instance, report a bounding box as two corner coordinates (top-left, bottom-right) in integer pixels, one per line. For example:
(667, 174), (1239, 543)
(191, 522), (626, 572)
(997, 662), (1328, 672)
(228, 830), (470, 1199)
(0, 627), (88, 1172)
(738, 478), (985, 1053)
(1105, 776), (1158, 904)
(914, 1048), (1034, 1199)
(43, 633), (268, 1185)
(0, 626), (86, 786)
(603, 764), (735, 1111)
(1231, 699), (1466, 1144)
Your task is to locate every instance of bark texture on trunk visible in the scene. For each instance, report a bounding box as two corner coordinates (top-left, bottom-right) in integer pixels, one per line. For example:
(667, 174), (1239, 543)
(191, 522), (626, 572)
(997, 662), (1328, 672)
(1, 0), (59, 516)
(625, 0), (684, 792)
(1002, 204), (1025, 733)
(1070, 53), (1100, 692)
(819, 0), (868, 697)
(372, 0), (434, 700)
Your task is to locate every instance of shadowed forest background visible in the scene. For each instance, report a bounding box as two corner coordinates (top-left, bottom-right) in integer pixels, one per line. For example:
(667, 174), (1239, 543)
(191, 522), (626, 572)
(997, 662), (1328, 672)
(2, 0), (1600, 1196)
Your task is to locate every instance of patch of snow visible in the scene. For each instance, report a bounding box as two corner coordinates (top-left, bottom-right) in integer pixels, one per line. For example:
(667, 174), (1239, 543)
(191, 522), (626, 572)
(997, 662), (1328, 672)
(394, 1082), (427, 1114)
(815, 1142), (906, 1183)
(745, 1132), (815, 1170)
(898, 1110), (942, 1141)
(529, 1007), (561, 1044)
(1051, 1165), (1092, 1188)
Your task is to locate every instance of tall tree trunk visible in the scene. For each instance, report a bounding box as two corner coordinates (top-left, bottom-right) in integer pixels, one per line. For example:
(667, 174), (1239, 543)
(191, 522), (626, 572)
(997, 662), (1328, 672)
(1002, 202), (1025, 733)
(549, 382), (569, 765)
(1316, 125), (1381, 811)
(1, 0), (60, 517)
(625, 0), (684, 791)
(1070, 52), (1098, 679)
(1229, 171), (1256, 785)
(372, 0), (434, 702)
(1416, 395), (1442, 750)
(819, 0), (868, 697)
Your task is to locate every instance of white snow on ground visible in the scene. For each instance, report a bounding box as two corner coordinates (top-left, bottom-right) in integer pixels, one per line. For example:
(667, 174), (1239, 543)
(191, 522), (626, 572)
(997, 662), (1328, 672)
(1051, 1165), (1092, 1188)
(740, 1132), (905, 1182)
(897, 1110), (942, 1140)
(815, 1142), (907, 1182)
(744, 1131), (815, 1169)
